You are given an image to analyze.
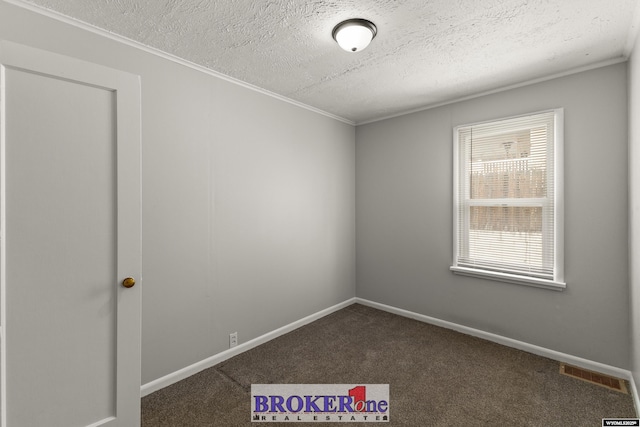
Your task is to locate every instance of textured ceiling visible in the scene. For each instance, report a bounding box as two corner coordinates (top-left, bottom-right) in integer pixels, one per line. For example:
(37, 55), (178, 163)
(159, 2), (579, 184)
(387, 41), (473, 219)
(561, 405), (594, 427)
(17, 0), (640, 123)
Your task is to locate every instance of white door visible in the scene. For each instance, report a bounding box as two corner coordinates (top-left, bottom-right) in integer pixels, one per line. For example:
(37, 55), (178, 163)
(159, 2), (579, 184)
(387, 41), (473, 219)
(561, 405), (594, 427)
(0, 42), (141, 426)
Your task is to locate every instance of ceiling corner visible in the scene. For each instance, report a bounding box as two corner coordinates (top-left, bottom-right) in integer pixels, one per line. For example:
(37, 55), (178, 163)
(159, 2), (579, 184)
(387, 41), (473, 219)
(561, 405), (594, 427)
(623, 0), (640, 57)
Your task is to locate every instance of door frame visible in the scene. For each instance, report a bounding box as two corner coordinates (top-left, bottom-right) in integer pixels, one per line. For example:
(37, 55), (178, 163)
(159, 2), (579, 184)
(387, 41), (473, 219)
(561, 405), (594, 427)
(0, 40), (142, 426)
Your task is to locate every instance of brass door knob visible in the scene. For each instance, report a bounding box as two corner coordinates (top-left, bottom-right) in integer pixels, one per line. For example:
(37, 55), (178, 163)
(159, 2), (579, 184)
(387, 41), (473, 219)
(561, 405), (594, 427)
(122, 277), (136, 288)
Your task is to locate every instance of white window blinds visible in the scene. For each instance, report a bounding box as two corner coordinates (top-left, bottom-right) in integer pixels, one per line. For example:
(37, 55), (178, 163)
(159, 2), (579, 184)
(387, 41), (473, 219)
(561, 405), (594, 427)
(452, 110), (564, 288)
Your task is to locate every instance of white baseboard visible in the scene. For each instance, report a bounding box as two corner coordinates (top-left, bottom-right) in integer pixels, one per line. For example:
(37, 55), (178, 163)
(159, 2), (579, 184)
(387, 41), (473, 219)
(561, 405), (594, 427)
(630, 373), (640, 416)
(140, 297), (357, 397)
(355, 298), (634, 383)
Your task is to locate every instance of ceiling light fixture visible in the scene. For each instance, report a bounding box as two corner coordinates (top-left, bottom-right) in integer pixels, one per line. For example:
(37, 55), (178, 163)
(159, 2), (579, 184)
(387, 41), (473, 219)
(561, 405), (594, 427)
(332, 19), (377, 52)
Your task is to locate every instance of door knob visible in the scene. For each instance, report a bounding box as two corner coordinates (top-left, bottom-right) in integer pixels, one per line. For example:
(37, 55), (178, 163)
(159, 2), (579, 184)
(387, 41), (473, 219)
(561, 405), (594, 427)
(122, 277), (136, 288)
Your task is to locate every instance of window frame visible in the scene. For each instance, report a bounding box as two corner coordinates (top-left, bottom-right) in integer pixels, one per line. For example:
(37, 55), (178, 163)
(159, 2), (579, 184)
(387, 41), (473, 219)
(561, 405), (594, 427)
(450, 109), (565, 291)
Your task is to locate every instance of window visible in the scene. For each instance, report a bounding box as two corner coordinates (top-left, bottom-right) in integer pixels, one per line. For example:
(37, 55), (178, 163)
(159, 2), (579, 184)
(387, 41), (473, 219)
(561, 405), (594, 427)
(451, 110), (565, 290)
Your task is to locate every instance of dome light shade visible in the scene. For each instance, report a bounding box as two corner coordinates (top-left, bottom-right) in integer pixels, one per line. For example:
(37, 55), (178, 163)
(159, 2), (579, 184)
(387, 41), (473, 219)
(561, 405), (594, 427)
(332, 19), (377, 52)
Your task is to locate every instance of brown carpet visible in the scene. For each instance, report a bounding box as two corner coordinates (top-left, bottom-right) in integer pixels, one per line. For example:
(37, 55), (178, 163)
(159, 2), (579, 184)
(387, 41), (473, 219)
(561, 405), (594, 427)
(142, 304), (637, 426)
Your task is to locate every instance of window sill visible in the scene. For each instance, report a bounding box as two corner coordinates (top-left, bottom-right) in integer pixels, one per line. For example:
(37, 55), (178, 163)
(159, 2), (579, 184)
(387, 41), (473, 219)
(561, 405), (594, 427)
(450, 266), (566, 291)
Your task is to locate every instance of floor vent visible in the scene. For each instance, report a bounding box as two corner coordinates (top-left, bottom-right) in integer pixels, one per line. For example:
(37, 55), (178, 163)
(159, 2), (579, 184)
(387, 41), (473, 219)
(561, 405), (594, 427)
(559, 364), (627, 394)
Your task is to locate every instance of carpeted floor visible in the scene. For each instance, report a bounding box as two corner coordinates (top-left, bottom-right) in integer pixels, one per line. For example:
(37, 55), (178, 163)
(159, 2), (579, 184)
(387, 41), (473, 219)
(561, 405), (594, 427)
(142, 304), (637, 426)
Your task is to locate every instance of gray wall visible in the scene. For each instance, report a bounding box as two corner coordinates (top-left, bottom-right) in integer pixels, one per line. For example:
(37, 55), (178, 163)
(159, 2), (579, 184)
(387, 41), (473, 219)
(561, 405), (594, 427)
(356, 63), (630, 368)
(0, 2), (356, 385)
(629, 32), (640, 392)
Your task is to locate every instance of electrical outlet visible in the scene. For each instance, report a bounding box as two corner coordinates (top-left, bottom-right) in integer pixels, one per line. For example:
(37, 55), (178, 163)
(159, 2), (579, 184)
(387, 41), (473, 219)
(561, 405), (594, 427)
(229, 332), (238, 348)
